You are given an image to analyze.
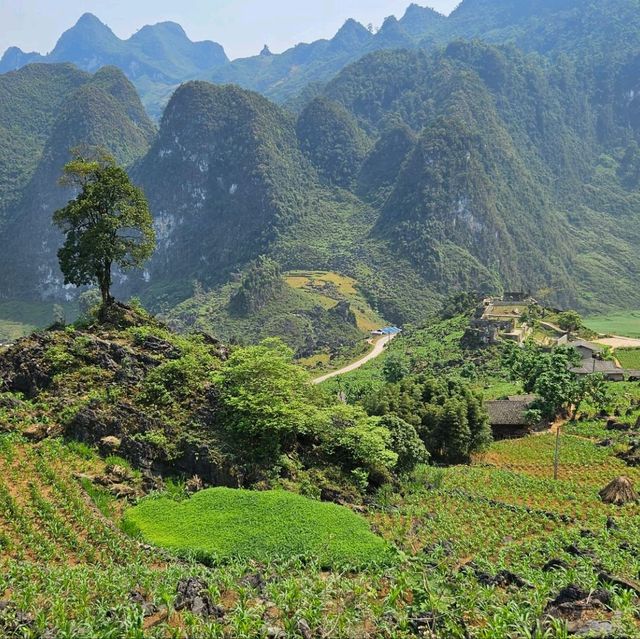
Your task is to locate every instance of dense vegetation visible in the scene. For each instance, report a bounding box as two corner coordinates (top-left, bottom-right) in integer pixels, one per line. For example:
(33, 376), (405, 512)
(2, 2), (640, 636)
(4, 2), (640, 332)
(0, 305), (444, 495)
(124, 488), (391, 567)
(1, 306), (639, 637)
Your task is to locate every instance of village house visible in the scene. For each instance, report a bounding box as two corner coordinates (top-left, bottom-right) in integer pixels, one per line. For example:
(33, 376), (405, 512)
(567, 339), (625, 382)
(485, 394), (539, 439)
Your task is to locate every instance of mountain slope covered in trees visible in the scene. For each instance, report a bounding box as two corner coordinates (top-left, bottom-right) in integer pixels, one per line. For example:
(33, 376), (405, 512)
(2, 1), (640, 338)
(0, 65), (155, 300)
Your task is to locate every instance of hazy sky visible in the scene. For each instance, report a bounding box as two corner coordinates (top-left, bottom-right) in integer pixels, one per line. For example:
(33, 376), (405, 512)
(1, 1), (459, 60)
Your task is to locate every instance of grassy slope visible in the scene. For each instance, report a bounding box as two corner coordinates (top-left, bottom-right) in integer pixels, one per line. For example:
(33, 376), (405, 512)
(124, 488), (390, 567)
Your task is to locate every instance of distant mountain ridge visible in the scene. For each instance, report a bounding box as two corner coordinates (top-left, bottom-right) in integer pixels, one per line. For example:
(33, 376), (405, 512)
(5, 0), (639, 117)
(0, 13), (228, 118)
(0, 6), (450, 115)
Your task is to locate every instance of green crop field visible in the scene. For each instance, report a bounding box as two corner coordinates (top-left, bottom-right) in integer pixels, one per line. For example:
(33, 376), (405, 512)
(2, 406), (640, 637)
(585, 311), (640, 338)
(615, 348), (640, 369)
(124, 488), (391, 567)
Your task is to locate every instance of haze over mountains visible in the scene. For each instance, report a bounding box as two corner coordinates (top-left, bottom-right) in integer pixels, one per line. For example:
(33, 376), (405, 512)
(7, 1), (639, 117)
(1, 0), (640, 331)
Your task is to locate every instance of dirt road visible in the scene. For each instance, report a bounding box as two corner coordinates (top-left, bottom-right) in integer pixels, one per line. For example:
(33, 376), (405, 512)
(594, 336), (640, 348)
(313, 334), (397, 384)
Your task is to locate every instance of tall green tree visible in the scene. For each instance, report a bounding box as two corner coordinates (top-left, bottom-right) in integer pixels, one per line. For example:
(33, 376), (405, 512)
(53, 150), (156, 306)
(213, 339), (318, 465)
(504, 342), (607, 419)
(365, 374), (491, 464)
(557, 310), (583, 334)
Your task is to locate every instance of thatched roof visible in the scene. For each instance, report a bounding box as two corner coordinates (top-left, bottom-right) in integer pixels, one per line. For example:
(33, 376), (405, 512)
(599, 476), (638, 505)
(486, 396), (535, 426)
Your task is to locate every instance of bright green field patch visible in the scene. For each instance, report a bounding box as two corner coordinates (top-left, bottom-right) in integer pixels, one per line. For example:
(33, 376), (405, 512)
(615, 348), (640, 369)
(124, 488), (391, 567)
(584, 311), (640, 338)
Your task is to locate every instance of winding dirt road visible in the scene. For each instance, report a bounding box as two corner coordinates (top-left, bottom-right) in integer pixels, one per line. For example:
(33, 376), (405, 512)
(313, 334), (397, 384)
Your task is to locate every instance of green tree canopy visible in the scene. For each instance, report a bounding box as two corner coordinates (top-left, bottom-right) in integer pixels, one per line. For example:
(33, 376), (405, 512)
(365, 374), (492, 464)
(53, 149), (156, 306)
(557, 310), (583, 334)
(213, 339), (319, 465)
(503, 342), (607, 418)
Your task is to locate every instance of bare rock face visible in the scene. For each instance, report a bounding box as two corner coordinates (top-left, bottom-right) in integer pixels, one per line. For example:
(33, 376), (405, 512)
(175, 578), (224, 619)
(0, 333), (54, 397)
(619, 442), (640, 467)
(542, 585), (616, 637)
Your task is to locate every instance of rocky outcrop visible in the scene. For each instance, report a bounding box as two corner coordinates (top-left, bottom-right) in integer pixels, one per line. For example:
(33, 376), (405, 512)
(0, 307), (238, 488)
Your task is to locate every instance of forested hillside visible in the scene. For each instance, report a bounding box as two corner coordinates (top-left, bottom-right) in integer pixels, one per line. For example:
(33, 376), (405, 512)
(0, 65), (155, 300)
(2, 0), (640, 339)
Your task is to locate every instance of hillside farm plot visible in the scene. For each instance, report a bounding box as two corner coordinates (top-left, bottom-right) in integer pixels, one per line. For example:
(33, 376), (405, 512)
(483, 431), (640, 486)
(615, 348), (640, 369)
(124, 488), (391, 567)
(0, 300), (77, 342)
(2, 427), (640, 637)
(585, 311), (640, 338)
(0, 436), (402, 638)
(285, 270), (384, 332)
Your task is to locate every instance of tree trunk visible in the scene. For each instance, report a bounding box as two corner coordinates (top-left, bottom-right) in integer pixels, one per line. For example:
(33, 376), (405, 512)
(98, 261), (112, 307)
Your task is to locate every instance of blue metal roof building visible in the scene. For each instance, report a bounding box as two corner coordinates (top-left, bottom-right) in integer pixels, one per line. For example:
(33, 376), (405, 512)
(372, 326), (402, 335)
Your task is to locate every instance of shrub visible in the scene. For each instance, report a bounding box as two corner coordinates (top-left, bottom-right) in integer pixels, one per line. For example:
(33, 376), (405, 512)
(324, 405), (398, 482)
(380, 414), (429, 474)
(139, 354), (210, 406)
(44, 344), (75, 372)
(213, 339), (318, 465)
(382, 353), (411, 383)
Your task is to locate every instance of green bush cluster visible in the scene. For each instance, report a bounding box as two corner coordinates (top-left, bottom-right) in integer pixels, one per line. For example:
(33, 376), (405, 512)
(365, 374), (493, 464)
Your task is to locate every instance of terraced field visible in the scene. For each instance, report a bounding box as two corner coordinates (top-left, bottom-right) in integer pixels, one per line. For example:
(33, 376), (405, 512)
(285, 271), (384, 332)
(2, 405), (639, 638)
(616, 348), (640, 370)
(585, 311), (640, 339)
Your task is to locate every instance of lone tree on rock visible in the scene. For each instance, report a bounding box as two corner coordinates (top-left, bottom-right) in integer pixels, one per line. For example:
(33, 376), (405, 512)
(53, 149), (156, 307)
